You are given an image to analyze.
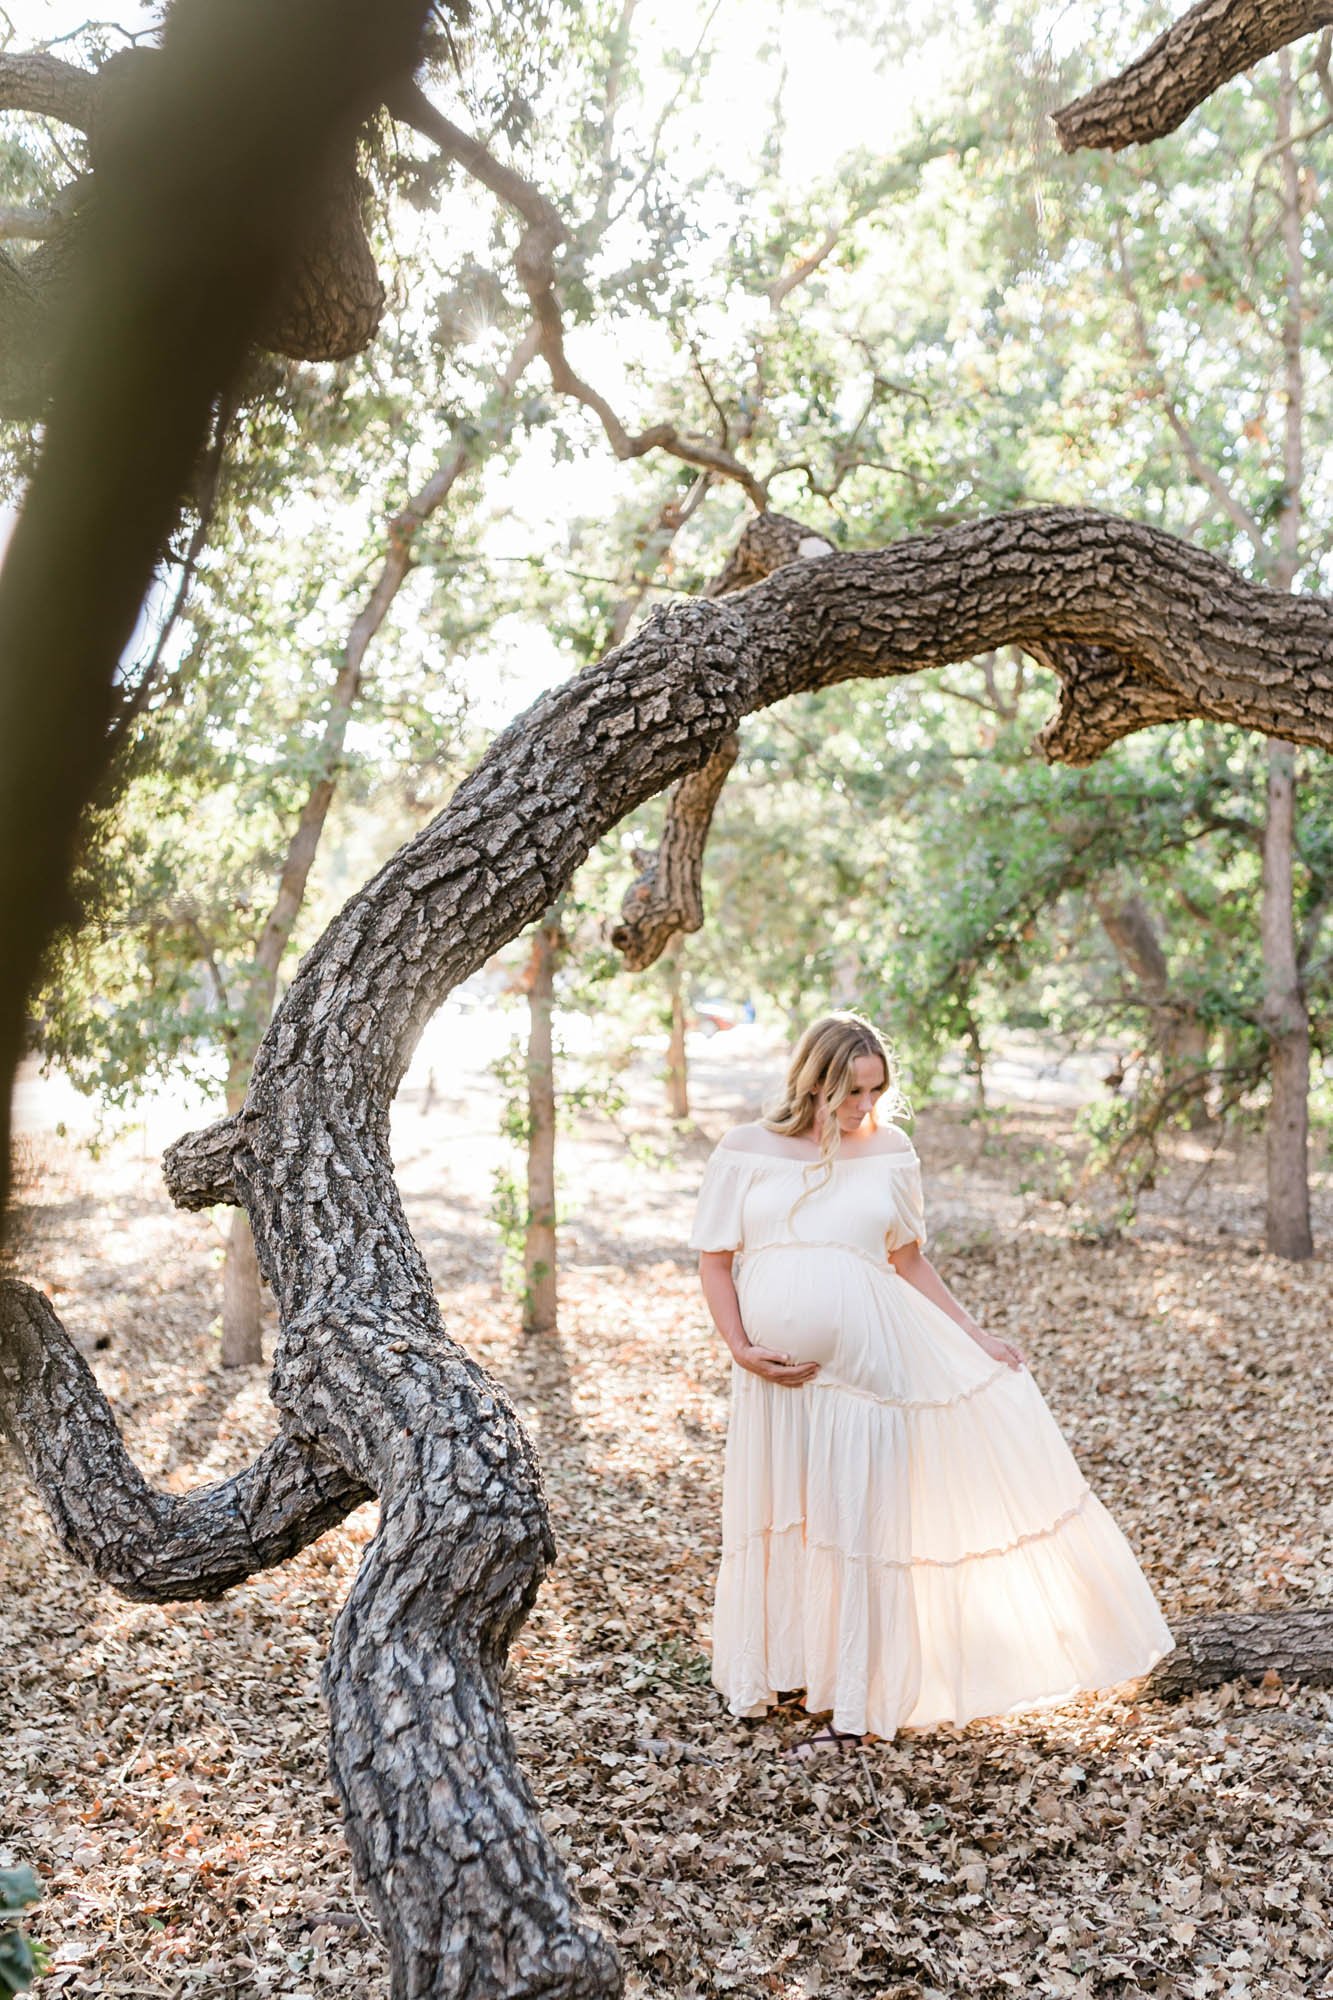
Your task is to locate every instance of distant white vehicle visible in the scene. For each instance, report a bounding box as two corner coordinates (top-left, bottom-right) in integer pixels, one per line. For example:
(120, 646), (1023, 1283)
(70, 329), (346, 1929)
(692, 996), (754, 1035)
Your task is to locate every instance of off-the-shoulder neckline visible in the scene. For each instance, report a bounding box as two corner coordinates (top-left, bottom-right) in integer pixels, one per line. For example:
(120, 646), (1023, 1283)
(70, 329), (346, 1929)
(715, 1143), (918, 1166)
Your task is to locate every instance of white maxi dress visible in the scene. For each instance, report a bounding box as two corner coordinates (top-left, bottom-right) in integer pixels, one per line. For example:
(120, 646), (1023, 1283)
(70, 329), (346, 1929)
(689, 1129), (1174, 1738)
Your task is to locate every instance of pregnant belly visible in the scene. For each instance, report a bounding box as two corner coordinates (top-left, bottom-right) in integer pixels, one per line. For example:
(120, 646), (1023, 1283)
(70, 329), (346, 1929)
(736, 1249), (852, 1367)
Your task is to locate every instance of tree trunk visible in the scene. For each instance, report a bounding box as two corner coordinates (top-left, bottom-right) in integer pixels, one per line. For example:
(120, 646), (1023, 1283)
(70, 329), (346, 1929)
(218, 1065), (265, 1366)
(964, 1011), (986, 1114)
(1261, 53), (1313, 1262)
(1262, 745), (1313, 1257)
(664, 934), (690, 1120)
(221, 1207), (264, 1368)
(1094, 888), (1209, 1125)
(15, 506), (1333, 1997)
(524, 916), (560, 1336)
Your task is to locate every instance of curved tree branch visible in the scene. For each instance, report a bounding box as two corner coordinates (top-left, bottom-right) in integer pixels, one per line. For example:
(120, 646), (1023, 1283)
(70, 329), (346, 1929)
(0, 1279), (371, 1599)
(1053, 0), (1333, 153)
(167, 503), (1333, 1209)
(610, 510), (836, 968)
(389, 79), (770, 507)
(609, 734), (740, 969)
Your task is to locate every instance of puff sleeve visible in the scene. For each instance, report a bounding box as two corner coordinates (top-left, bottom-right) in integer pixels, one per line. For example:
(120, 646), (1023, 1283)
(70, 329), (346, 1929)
(688, 1146), (754, 1252)
(885, 1152), (929, 1252)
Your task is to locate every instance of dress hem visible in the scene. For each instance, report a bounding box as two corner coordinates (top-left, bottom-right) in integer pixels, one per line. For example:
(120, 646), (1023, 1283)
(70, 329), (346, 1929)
(720, 1635), (1177, 1738)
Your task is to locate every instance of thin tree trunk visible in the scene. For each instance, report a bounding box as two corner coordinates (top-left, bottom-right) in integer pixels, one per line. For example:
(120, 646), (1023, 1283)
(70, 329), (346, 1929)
(1262, 743), (1313, 1256)
(524, 914), (560, 1335)
(1262, 52), (1313, 1261)
(1094, 888), (1209, 1126)
(664, 933), (690, 1119)
(220, 1066), (263, 1365)
(220, 1207), (264, 1367)
(213, 329), (539, 1357)
(964, 1011), (986, 1114)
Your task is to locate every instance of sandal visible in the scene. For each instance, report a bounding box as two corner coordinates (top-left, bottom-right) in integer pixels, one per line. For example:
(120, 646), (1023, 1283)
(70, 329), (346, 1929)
(783, 1723), (863, 1761)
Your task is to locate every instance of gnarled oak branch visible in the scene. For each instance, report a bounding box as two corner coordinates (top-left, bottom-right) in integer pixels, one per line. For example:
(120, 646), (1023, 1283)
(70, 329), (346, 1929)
(1053, 0), (1333, 152)
(611, 510), (836, 968)
(0, 1279), (371, 1600)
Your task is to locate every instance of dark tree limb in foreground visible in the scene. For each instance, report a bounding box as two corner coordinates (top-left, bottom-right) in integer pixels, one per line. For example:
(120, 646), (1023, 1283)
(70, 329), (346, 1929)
(10, 506), (1333, 1996)
(1052, 0), (1333, 152)
(0, 26), (439, 413)
(0, 0), (437, 1233)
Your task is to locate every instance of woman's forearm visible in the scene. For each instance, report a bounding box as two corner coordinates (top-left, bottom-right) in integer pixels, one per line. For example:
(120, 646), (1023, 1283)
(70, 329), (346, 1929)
(698, 1252), (748, 1356)
(889, 1245), (984, 1341)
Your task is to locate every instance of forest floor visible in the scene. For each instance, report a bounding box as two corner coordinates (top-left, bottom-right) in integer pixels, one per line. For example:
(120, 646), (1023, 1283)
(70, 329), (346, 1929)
(4, 1016), (1333, 2000)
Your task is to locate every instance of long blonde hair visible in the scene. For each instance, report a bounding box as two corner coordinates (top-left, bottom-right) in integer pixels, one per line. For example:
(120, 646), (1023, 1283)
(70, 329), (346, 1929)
(763, 1010), (909, 1217)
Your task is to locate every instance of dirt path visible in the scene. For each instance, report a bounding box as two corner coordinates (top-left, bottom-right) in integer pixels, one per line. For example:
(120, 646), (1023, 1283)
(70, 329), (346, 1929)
(4, 1021), (1332, 1998)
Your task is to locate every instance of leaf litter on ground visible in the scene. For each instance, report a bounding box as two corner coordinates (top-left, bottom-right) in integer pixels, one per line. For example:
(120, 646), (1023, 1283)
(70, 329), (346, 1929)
(2, 1063), (1332, 2000)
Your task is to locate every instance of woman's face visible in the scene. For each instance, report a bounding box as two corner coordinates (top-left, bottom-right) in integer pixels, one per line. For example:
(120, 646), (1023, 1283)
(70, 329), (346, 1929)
(818, 1052), (887, 1134)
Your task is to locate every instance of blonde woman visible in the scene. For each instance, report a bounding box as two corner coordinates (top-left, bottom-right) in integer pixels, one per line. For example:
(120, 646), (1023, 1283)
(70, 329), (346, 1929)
(690, 1010), (1173, 1755)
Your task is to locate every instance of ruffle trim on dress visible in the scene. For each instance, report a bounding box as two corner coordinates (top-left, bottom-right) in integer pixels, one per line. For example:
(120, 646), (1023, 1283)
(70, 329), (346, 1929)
(720, 1485), (1094, 1571)
(799, 1357), (1013, 1412)
(743, 1237), (902, 1270)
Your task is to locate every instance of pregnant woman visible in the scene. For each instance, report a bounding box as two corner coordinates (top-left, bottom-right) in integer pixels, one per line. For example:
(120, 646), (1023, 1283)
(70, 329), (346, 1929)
(690, 1010), (1174, 1754)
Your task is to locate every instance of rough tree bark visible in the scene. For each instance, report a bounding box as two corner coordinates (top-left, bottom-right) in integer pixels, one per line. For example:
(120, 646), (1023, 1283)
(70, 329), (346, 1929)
(1052, 0), (1333, 152)
(1143, 1607), (1333, 1697)
(611, 512), (833, 971)
(10, 506), (1333, 1996)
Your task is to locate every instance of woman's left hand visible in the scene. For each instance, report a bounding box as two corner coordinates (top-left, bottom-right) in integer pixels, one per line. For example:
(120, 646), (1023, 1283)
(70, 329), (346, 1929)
(974, 1330), (1026, 1371)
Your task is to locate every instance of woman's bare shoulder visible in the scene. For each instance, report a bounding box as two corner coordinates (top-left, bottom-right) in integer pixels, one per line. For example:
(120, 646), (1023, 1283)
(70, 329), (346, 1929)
(869, 1123), (916, 1156)
(718, 1122), (781, 1153)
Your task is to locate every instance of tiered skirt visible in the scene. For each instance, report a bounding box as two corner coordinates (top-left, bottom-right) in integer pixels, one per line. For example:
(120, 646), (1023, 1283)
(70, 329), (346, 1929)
(714, 1241), (1174, 1737)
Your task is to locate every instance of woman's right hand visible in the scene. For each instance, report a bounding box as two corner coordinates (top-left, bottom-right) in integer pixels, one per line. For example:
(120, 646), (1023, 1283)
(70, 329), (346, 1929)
(731, 1341), (820, 1386)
